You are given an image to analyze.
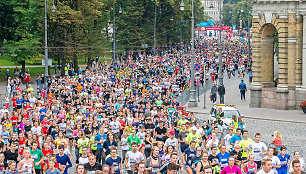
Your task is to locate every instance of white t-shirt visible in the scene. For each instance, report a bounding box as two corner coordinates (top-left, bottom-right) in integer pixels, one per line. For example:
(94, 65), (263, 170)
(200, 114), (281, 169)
(192, 126), (204, 135)
(79, 156), (89, 165)
(109, 121), (121, 133)
(31, 126), (42, 135)
(136, 132), (145, 143)
(264, 156), (281, 173)
(120, 137), (129, 151)
(126, 151), (144, 170)
(165, 138), (179, 149)
(257, 169), (275, 174)
(206, 139), (219, 155)
(223, 134), (233, 149)
(248, 142), (268, 161)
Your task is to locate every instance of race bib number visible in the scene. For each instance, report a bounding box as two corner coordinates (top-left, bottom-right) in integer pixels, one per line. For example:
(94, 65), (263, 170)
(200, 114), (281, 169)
(32, 155), (38, 160)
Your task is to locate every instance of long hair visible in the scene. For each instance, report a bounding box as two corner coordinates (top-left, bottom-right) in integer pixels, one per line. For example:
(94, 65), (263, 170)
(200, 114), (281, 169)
(274, 130), (282, 141)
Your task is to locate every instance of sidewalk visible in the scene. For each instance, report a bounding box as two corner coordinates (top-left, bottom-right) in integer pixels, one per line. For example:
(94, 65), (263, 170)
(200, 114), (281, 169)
(186, 75), (306, 123)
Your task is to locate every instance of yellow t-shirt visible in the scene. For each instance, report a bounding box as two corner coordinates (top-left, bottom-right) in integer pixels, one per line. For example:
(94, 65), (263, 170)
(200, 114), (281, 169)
(239, 138), (254, 157)
(55, 138), (68, 148)
(4, 123), (12, 133)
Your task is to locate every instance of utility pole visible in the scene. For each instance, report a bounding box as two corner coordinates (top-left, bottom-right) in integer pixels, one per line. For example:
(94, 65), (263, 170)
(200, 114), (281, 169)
(180, 23), (182, 44)
(247, 8), (251, 69)
(218, 0), (223, 85)
(153, 4), (157, 55)
(44, 0), (49, 77)
(189, 0), (197, 107)
(113, 4), (116, 62)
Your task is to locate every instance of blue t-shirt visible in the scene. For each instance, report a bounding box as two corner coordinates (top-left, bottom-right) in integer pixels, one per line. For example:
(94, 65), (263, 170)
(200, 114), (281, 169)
(277, 154), (290, 173)
(230, 134), (243, 144)
(105, 156), (122, 174)
(56, 154), (72, 174)
(94, 134), (106, 149)
(40, 109), (48, 121)
(45, 168), (62, 174)
(1, 131), (10, 144)
(5, 169), (18, 174)
(184, 148), (196, 166)
(217, 152), (231, 169)
(103, 140), (118, 155)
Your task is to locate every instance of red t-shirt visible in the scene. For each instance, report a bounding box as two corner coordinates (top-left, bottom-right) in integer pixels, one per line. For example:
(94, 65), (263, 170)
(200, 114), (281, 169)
(24, 105), (32, 111)
(19, 138), (27, 155)
(22, 113), (29, 119)
(12, 98), (17, 108)
(11, 116), (18, 125)
(24, 76), (30, 83)
(41, 148), (53, 169)
(119, 120), (126, 131)
(41, 120), (50, 129)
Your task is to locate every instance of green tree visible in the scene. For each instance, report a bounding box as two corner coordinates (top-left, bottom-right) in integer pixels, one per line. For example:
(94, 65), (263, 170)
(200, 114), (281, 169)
(2, 0), (43, 72)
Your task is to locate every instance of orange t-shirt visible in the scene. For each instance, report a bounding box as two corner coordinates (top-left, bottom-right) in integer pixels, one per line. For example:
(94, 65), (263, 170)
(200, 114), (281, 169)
(77, 85), (83, 91)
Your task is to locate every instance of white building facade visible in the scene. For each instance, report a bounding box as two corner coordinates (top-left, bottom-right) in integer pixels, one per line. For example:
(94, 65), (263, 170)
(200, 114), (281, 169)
(201, 0), (223, 22)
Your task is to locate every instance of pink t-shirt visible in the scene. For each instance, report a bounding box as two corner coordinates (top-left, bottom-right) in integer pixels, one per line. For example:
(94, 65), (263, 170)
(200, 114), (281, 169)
(220, 165), (242, 174)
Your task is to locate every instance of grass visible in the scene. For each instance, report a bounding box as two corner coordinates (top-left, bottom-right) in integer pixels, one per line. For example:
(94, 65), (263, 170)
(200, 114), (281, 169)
(0, 67), (55, 82)
(0, 57), (16, 66)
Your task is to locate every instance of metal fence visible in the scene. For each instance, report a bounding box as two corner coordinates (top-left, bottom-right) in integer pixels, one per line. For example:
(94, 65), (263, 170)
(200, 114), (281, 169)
(176, 80), (212, 106)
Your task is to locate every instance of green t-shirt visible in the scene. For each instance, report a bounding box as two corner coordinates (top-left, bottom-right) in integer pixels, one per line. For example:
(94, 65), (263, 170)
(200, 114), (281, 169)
(90, 136), (97, 150)
(127, 135), (142, 149)
(186, 132), (201, 147)
(239, 138), (254, 157)
(178, 119), (189, 127)
(78, 138), (90, 153)
(155, 100), (163, 107)
(30, 149), (44, 169)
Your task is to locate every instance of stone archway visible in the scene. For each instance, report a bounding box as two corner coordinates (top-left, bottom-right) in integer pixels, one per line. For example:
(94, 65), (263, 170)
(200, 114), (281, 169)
(250, 0), (306, 110)
(260, 24), (276, 84)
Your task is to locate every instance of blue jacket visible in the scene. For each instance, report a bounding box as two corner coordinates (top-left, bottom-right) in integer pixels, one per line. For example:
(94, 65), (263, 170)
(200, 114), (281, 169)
(239, 82), (247, 91)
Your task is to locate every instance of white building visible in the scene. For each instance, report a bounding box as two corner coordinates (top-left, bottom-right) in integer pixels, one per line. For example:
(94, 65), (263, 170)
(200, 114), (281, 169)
(201, 0), (223, 22)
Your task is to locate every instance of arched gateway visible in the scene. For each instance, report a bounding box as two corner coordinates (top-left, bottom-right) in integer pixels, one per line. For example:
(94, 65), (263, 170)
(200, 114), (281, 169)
(250, 0), (306, 110)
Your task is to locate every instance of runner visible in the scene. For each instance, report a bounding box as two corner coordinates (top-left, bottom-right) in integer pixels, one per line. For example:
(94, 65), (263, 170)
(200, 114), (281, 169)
(125, 142), (145, 174)
(248, 133), (268, 169)
(104, 147), (123, 174)
(220, 156), (242, 174)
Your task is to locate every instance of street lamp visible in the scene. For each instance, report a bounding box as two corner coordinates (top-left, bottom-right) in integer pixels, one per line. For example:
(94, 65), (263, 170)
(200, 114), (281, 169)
(180, 1), (184, 45)
(45, 0), (56, 77)
(180, 1), (185, 11)
(181, 0), (197, 107)
(113, 4), (122, 62)
(51, 2), (56, 13)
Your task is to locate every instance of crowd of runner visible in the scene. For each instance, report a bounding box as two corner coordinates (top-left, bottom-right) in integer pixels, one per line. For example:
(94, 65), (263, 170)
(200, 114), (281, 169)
(0, 38), (304, 174)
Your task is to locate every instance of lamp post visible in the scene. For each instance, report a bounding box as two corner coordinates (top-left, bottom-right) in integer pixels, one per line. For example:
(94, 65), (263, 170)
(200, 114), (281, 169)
(180, 0), (197, 107)
(180, 2), (184, 45)
(229, 10), (233, 30)
(218, 0), (223, 85)
(247, 6), (251, 70)
(45, 0), (56, 77)
(240, 7), (243, 30)
(153, 3), (157, 56)
(113, 4), (122, 62)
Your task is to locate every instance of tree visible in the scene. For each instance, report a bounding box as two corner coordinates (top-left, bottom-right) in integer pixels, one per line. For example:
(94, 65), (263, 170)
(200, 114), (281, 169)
(222, 1), (252, 29)
(2, 0), (43, 72)
(0, 0), (18, 53)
